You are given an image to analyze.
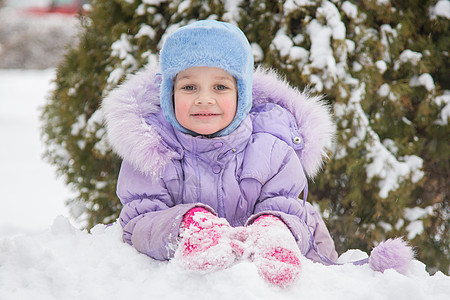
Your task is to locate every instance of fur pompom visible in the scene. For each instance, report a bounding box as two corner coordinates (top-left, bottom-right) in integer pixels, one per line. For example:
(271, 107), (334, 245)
(369, 238), (414, 275)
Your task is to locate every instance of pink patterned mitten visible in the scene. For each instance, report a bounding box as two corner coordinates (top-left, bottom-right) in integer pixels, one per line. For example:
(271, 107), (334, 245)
(246, 215), (302, 287)
(175, 207), (238, 272)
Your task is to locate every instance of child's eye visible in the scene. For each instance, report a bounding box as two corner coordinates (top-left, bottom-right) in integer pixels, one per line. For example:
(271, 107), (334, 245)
(182, 85), (196, 91)
(215, 85), (228, 91)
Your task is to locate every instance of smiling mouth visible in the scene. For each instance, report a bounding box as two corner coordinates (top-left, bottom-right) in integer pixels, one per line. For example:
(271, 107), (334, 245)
(191, 113), (220, 116)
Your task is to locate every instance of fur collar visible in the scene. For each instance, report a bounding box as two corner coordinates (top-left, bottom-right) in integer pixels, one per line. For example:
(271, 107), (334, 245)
(102, 66), (335, 179)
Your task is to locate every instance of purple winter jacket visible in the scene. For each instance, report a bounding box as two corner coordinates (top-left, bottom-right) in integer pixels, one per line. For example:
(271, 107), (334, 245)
(102, 67), (338, 264)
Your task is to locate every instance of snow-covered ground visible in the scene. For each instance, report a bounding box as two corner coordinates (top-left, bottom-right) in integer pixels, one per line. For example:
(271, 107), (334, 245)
(1, 213), (449, 299)
(0, 68), (449, 300)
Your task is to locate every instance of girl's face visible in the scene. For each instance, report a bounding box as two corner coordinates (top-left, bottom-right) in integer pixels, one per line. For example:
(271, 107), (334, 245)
(173, 67), (237, 136)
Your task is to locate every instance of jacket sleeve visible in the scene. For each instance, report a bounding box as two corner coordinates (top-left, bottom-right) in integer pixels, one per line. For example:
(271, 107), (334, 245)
(246, 139), (338, 264)
(117, 160), (201, 260)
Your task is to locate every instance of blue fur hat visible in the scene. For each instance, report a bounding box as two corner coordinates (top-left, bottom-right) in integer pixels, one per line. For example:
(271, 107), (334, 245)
(159, 20), (254, 137)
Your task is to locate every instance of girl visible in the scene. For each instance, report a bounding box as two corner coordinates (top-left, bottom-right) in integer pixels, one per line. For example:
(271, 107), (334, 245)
(102, 20), (413, 287)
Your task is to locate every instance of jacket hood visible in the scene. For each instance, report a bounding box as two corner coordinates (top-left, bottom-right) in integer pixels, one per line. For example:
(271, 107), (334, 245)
(102, 66), (335, 179)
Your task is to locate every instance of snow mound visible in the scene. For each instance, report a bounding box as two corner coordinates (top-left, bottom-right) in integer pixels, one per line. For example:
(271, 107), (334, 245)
(0, 216), (449, 300)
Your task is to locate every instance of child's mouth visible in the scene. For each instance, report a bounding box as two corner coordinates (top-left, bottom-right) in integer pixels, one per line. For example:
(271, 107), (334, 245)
(191, 113), (220, 118)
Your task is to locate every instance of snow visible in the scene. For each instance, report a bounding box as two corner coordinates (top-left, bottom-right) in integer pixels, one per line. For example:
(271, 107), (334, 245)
(136, 24), (156, 39)
(86, 109), (108, 155)
(302, 1), (352, 93)
(352, 61), (362, 72)
(177, 0), (191, 14)
(405, 206), (434, 222)
(290, 46), (309, 62)
(399, 49), (423, 65)
(223, 0), (243, 21)
(375, 60), (388, 74)
(272, 32), (294, 57)
(142, 0), (170, 5)
(380, 24), (398, 62)
(403, 206), (434, 240)
(108, 32), (140, 89)
(377, 83), (390, 97)
(382, 138), (398, 155)
(251, 42), (264, 62)
(110, 34), (138, 69)
(136, 3), (147, 15)
(430, 0), (450, 19)
(341, 1), (358, 19)
(410, 73), (436, 92)
(434, 91), (450, 125)
(366, 149), (424, 199)
(306, 19), (335, 87)
(0, 69), (74, 236)
(1, 216), (449, 300)
(319, 1), (346, 40)
(284, 0), (315, 11)
(271, 29), (309, 66)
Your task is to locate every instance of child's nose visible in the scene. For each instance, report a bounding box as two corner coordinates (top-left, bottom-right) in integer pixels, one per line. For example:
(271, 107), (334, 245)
(195, 90), (216, 105)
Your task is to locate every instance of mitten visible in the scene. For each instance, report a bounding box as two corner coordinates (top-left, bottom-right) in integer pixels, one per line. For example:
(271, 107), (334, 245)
(174, 207), (238, 272)
(245, 215), (302, 287)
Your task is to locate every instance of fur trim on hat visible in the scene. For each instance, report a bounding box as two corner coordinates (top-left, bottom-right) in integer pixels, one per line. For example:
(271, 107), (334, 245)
(102, 67), (335, 179)
(159, 20), (254, 137)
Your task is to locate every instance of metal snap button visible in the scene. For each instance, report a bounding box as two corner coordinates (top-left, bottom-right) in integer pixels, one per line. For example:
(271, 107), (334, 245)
(293, 136), (302, 144)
